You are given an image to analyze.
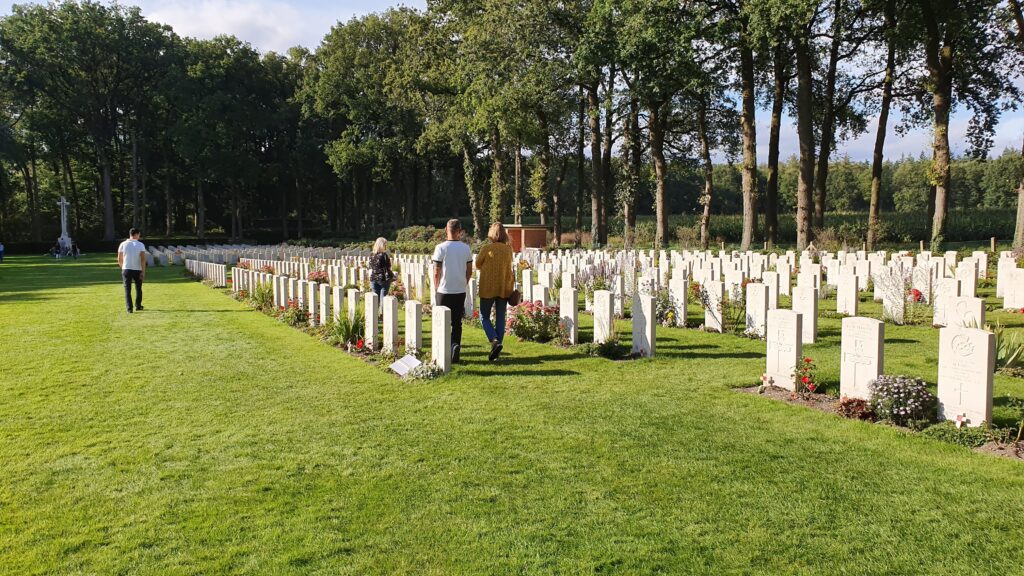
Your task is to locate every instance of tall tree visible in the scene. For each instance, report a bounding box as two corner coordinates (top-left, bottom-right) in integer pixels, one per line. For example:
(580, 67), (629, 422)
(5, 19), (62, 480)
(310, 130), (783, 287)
(910, 0), (1018, 248)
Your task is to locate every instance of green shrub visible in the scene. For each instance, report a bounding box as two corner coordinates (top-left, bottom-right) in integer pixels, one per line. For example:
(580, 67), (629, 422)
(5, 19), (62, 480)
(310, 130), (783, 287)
(248, 282), (274, 312)
(328, 311), (365, 349)
(571, 336), (629, 359)
(395, 225), (445, 243)
(922, 422), (991, 448)
(507, 301), (565, 343)
(868, 375), (937, 430)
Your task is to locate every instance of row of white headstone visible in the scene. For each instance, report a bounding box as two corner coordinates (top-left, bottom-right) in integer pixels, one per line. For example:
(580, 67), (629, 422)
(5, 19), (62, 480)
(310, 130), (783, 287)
(185, 259), (227, 287)
(234, 266), (464, 374)
(764, 311), (995, 428)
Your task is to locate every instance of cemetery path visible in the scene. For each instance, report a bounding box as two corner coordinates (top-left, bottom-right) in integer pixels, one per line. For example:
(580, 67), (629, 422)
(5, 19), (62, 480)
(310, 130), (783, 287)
(1, 255), (1023, 574)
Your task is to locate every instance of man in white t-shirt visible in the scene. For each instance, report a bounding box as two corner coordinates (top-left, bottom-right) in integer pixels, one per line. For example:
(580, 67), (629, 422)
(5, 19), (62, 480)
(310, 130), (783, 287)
(117, 228), (147, 313)
(432, 219), (473, 363)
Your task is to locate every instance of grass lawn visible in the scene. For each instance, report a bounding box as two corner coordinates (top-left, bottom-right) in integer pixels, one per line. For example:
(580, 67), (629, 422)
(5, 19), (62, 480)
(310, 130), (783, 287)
(1, 254), (1023, 574)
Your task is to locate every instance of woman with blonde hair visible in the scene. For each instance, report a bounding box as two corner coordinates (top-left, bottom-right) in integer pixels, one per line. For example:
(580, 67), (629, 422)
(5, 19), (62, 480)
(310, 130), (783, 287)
(370, 237), (395, 302)
(475, 222), (514, 361)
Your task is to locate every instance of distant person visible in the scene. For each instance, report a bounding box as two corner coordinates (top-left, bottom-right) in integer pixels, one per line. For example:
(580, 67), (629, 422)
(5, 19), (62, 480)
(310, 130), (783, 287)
(0, 241), (5, 263)
(432, 219), (473, 364)
(369, 237), (395, 302)
(475, 222), (514, 361)
(71, 242), (80, 259)
(117, 228), (147, 313)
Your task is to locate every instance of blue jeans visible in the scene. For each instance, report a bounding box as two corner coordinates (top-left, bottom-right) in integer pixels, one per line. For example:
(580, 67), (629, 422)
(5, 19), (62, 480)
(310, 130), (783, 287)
(371, 280), (391, 302)
(480, 298), (507, 343)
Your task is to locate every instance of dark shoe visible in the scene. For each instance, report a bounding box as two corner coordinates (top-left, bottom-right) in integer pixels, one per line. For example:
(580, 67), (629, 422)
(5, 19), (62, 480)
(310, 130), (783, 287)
(488, 341), (502, 362)
(451, 344), (461, 364)
(127, 309), (133, 314)
(136, 305), (144, 311)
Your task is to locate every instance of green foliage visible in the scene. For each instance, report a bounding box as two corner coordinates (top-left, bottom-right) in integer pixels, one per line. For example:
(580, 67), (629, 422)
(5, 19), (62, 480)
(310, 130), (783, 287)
(247, 281), (274, 312)
(869, 375), (938, 430)
(991, 322), (1024, 371)
(506, 301), (565, 344)
(570, 336), (630, 360)
(921, 422), (992, 449)
(395, 226), (445, 243)
(328, 311), (365, 348)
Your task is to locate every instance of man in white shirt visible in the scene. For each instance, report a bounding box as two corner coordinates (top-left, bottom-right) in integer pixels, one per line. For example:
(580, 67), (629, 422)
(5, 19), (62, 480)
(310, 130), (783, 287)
(432, 219), (473, 363)
(117, 228), (147, 313)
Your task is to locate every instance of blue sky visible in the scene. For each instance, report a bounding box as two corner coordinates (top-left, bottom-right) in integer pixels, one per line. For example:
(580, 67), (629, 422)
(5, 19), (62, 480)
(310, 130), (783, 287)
(4, 0), (1022, 162)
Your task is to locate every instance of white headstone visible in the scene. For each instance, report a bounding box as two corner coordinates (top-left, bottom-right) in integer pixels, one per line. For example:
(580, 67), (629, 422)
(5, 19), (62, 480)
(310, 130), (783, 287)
(593, 290), (614, 344)
(745, 282), (768, 338)
(364, 292), (379, 350)
(382, 295), (399, 353)
(765, 309), (802, 391)
(560, 287), (578, 345)
(703, 281), (724, 333)
(839, 317), (884, 400)
(431, 305), (452, 374)
(937, 327), (995, 427)
(668, 275), (688, 327)
(836, 273), (859, 316)
(791, 286), (818, 344)
(405, 300), (423, 351)
(631, 293), (655, 357)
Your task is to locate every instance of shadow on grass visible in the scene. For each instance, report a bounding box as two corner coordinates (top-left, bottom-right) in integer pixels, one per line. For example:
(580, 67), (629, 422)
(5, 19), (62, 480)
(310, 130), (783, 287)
(459, 368), (581, 377)
(0, 256), (193, 297)
(143, 309), (252, 314)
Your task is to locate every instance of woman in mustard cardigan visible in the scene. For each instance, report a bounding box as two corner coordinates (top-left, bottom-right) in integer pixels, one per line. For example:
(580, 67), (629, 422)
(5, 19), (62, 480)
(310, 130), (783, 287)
(475, 222), (515, 361)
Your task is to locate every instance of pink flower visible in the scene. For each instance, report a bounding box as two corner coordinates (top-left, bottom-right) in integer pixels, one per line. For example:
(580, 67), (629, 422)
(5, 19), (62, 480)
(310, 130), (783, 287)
(801, 376), (810, 384)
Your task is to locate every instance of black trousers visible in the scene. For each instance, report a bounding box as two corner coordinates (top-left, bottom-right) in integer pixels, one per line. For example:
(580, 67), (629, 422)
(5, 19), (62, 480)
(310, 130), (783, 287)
(122, 269), (143, 311)
(438, 292), (466, 347)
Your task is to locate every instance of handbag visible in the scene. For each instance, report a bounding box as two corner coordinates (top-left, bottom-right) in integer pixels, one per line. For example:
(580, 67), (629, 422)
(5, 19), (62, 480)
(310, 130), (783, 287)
(508, 289), (522, 307)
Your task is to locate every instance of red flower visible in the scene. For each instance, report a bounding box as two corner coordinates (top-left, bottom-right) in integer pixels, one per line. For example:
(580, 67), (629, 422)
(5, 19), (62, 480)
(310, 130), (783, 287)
(355, 338), (365, 350)
(909, 288), (923, 303)
(807, 383), (817, 392)
(473, 310), (480, 318)
(801, 376), (810, 384)
(804, 357), (812, 363)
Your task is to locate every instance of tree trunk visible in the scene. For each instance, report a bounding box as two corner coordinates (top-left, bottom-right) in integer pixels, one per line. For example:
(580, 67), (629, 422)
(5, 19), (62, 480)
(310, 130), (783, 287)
(576, 89), (586, 248)
(622, 97), (641, 250)
(296, 176), (304, 238)
(1015, 134), (1024, 247)
(868, 2), (896, 251)
(766, 45), (788, 247)
(27, 139), (41, 242)
(131, 130), (139, 227)
(490, 129), (506, 224)
(739, 25), (758, 250)
(921, 2), (953, 249)
(197, 179), (206, 239)
(463, 147), (486, 240)
(795, 32), (816, 251)
(649, 102), (669, 249)
(698, 99), (715, 251)
(61, 153), (81, 236)
(99, 144), (116, 241)
(814, 0), (844, 230)
(587, 86), (604, 245)
(553, 155), (567, 247)
(164, 171), (173, 236)
(141, 162), (148, 231)
(514, 144), (523, 224)
(601, 66), (615, 244)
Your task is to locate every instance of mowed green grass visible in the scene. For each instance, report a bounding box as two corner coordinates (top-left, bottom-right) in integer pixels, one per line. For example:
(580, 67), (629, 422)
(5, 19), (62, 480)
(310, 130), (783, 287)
(1, 255), (1023, 575)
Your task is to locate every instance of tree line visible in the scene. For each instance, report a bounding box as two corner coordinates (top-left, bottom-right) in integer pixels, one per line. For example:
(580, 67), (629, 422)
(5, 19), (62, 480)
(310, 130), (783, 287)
(1, 0), (1023, 249)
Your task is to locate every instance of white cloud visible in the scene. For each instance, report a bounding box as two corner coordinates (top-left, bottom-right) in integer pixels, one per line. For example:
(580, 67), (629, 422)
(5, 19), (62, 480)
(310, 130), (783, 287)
(121, 0), (426, 53)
